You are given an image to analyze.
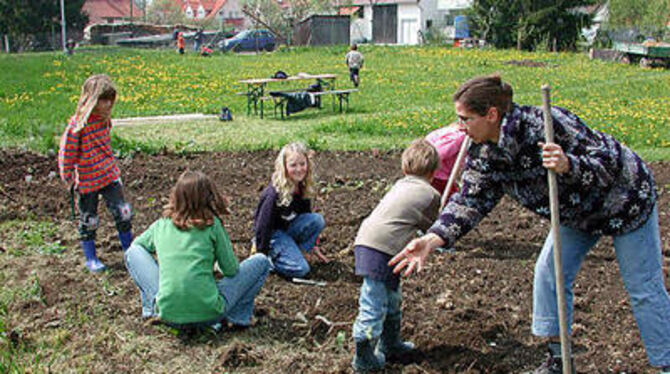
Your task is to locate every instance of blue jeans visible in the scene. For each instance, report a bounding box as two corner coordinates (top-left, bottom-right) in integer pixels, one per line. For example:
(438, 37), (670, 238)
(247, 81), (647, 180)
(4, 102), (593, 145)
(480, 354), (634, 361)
(532, 205), (670, 367)
(352, 277), (402, 342)
(78, 181), (132, 241)
(124, 244), (271, 326)
(269, 213), (325, 278)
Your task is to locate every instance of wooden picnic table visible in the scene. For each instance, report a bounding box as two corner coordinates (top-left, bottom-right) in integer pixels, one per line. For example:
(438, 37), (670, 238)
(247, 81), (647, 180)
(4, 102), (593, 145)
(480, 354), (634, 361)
(238, 73), (337, 118)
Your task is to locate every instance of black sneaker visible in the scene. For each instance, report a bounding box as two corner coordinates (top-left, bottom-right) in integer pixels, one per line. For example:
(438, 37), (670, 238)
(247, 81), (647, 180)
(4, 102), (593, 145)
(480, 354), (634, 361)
(529, 343), (575, 374)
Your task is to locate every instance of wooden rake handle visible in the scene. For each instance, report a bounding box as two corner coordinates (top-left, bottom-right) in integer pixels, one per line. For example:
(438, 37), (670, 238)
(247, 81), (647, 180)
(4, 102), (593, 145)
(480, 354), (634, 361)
(541, 84), (573, 374)
(440, 136), (472, 209)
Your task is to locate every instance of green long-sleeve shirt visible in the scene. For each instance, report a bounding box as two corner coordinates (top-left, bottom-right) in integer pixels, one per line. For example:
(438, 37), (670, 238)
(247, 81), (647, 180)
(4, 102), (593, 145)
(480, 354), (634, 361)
(134, 217), (239, 324)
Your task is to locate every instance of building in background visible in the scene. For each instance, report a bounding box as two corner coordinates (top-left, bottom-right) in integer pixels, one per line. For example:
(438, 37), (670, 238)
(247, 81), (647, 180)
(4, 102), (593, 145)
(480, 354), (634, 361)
(341, 0), (446, 45)
(578, 2), (609, 45)
(83, 0), (146, 26)
(180, 0), (247, 28)
(438, 0), (471, 40)
(293, 15), (350, 46)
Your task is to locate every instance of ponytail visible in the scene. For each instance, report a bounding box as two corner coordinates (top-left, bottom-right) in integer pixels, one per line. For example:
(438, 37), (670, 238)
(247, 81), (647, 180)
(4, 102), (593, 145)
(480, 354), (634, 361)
(453, 74), (513, 116)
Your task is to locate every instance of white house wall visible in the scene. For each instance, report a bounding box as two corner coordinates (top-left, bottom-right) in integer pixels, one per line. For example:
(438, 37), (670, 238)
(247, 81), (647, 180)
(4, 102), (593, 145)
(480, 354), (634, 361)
(197, 5), (206, 19)
(421, 0), (441, 31)
(215, 0), (248, 28)
(436, 0), (472, 10)
(220, 1), (244, 21)
(351, 5), (372, 43)
(397, 4), (421, 44)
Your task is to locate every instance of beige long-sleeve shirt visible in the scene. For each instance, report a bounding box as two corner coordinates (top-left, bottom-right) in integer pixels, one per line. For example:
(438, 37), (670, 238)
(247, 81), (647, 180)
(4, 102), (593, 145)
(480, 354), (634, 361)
(355, 175), (440, 256)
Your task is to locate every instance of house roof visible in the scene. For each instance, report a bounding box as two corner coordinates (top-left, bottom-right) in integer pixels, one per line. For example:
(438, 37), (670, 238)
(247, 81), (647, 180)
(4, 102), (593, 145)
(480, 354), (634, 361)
(338, 6), (360, 15)
(83, 0), (145, 25)
(206, 0), (228, 19)
(181, 0), (223, 12)
(181, 0), (229, 19)
(348, 0), (418, 5)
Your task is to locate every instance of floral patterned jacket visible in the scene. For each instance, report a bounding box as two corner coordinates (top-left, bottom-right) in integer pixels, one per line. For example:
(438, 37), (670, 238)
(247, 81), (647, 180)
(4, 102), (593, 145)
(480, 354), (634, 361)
(428, 103), (657, 247)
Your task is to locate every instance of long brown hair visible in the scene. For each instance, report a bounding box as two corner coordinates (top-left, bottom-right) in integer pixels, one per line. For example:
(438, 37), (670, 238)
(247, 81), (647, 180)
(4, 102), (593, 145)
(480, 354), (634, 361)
(163, 170), (230, 230)
(73, 74), (117, 132)
(452, 74), (513, 117)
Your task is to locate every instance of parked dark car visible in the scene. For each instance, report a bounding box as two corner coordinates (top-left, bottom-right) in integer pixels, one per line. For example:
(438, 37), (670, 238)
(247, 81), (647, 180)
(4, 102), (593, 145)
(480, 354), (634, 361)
(218, 30), (276, 52)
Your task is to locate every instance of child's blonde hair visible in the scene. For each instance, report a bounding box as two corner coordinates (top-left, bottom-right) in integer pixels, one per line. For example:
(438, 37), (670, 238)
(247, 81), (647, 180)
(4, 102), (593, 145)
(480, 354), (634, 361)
(272, 142), (315, 206)
(73, 74), (117, 132)
(163, 170), (230, 230)
(402, 139), (439, 177)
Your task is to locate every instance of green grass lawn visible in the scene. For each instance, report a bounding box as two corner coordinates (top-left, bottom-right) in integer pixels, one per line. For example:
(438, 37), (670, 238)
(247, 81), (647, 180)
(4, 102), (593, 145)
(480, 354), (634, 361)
(1, 45), (669, 373)
(0, 45), (669, 158)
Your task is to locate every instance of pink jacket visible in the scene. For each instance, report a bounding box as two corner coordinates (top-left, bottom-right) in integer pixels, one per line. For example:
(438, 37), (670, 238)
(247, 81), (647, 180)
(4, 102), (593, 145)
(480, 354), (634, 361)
(425, 125), (466, 194)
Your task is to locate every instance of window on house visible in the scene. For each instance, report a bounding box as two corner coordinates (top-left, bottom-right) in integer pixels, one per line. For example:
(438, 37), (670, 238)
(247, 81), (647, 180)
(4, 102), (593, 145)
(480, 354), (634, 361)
(357, 8), (364, 18)
(427, 19), (433, 28)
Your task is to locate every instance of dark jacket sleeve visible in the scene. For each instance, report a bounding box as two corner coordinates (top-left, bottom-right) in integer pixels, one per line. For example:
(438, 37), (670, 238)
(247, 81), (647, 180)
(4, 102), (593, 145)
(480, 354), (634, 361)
(253, 186), (277, 253)
(427, 149), (504, 248)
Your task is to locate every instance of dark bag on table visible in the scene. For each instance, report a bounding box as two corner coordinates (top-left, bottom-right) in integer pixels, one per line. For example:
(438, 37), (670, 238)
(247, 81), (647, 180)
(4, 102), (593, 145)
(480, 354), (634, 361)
(272, 71), (288, 79)
(306, 82), (322, 92)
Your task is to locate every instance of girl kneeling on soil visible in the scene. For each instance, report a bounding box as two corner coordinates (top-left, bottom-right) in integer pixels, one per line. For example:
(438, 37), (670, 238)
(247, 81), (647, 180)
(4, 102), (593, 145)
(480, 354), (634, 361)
(352, 139), (441, 372)
(391, 74), (670, 373)
(125, 170), (270, 329)
(58, 74), (133, 273)
(252, 142), (329, 279)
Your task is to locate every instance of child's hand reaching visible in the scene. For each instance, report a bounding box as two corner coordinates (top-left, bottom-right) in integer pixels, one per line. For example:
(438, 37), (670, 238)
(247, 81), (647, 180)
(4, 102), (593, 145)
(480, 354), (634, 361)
(304, 247), (330, 264)
(312, 246), (330, 263)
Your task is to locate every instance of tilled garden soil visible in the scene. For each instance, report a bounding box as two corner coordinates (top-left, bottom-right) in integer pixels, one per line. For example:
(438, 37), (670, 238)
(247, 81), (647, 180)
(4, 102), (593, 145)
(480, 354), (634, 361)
(1, 150), (668, 373)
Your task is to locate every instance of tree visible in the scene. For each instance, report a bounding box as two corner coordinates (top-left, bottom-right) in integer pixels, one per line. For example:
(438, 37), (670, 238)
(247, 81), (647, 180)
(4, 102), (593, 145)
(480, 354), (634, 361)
(468, 0), (519, 49)
(242, 0), (335, 44)
(468, 0), (594, 51)
(146, 0), (186, 25)
(609, 0), (670, 37)
(0, 0), (88, 51)
(135, 0), (149, 22)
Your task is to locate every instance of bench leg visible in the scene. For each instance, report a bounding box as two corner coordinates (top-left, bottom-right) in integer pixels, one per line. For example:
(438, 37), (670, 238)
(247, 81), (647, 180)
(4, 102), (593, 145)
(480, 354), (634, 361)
(337, 93), (350, 113)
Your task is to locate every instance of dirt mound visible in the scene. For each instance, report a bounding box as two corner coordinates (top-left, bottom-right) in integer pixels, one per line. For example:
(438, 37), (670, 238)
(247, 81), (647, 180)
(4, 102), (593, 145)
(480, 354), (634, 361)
(217, 341), (263, 368)
(0, 149), (668, 373)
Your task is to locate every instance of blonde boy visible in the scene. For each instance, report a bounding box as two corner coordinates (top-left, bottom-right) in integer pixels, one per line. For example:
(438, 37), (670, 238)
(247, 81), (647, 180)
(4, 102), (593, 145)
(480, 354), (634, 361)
(351, 139), (441, 372)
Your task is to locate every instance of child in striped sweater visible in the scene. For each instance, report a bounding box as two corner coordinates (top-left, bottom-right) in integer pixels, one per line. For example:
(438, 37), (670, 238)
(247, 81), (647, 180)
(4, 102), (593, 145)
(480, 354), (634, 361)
(58, 74), (133, 272)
